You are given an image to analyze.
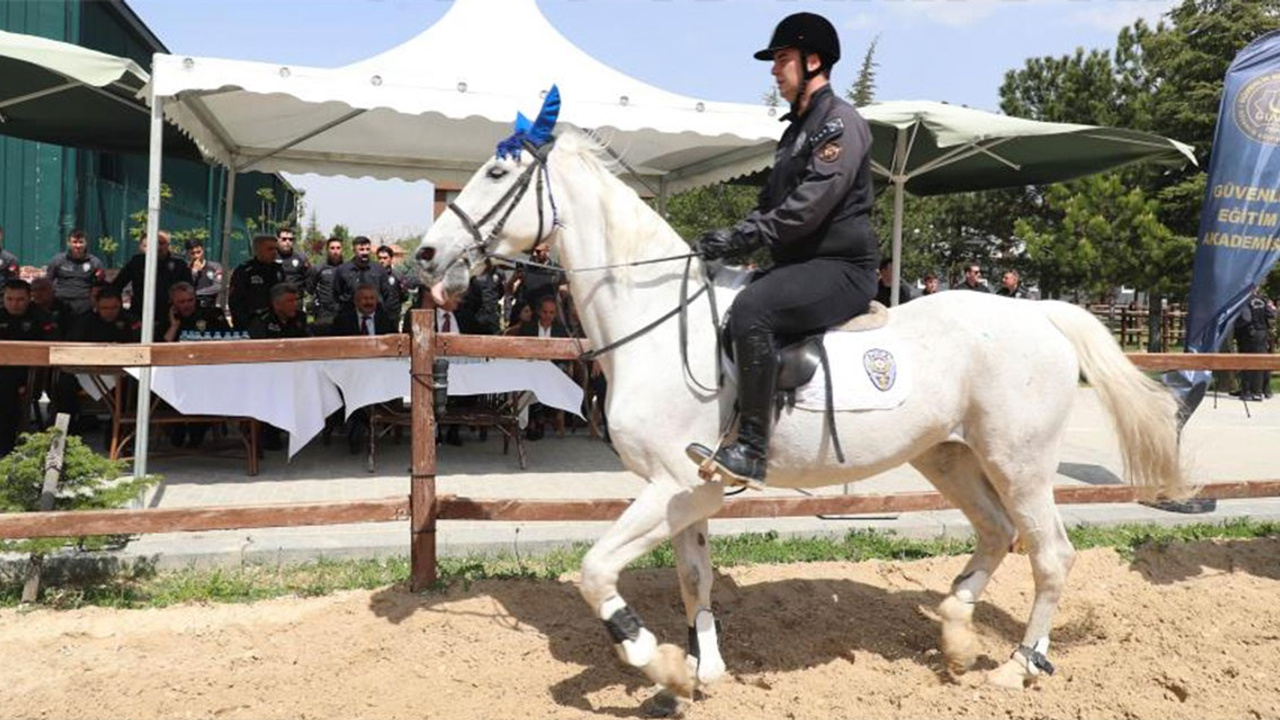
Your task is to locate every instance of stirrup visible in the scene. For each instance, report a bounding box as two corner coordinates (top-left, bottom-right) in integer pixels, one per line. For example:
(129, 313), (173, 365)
(684, 443), (767, 491)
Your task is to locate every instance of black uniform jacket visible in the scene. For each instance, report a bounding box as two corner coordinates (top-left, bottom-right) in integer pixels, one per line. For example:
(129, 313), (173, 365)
(741, 85), (878, 270)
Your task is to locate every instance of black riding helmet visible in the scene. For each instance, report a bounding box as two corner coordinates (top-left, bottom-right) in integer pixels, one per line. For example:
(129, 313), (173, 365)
(755, 13), (840, 119)
(754, 12), (840, 68)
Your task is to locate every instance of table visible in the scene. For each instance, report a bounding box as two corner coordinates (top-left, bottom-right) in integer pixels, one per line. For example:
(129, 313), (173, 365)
(129, 357), (584, 459)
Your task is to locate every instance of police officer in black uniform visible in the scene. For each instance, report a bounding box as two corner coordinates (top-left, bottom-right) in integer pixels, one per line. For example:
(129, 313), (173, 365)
(1235, 286), (1276, 402)
(248, 283), (310, 339)
(307, 237), (346, 333)
(334, 236), (390, 311)
(275, 226), (311, 288)
(45, 229), (106, 314)
(688, 12), (879, 489)
(186, 239), (225, 309)
(161, 282), (230, 342)
(0, 280), (57, 455)
(229, 235), (285, 329)
(0, 225), (19, 284)
(110, 230), (191, 320)
(376, 244), (417, 321)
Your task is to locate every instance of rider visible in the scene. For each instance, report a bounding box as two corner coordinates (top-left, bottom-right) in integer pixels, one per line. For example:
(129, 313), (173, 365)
(689, 12), (879, 489)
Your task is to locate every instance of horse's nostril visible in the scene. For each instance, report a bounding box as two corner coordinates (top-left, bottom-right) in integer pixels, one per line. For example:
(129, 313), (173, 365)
(416, 246), (436, 264)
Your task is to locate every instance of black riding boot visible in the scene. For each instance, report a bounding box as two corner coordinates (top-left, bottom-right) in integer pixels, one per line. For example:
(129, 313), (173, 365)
(687, 333), (777, 489)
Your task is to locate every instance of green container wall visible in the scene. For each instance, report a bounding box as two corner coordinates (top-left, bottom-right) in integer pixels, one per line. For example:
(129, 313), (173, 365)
(0, 1), (298, 270)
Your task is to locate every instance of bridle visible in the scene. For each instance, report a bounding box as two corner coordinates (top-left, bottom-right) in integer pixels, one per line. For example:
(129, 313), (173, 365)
(419, 134), (721, 395)
(424, 137), (559, 276)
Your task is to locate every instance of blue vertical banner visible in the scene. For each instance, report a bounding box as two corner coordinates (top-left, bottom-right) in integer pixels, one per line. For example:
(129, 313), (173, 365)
(1167, 30), (1280, 417)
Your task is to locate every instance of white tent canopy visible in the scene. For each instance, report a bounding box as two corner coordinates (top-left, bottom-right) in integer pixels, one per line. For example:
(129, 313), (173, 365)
(132, 0), (785, 476)
(149, 0), (781, 193)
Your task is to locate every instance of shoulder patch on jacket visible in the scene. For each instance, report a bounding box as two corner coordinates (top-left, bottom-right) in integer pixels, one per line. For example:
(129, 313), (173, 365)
(808, 117), (845, 152)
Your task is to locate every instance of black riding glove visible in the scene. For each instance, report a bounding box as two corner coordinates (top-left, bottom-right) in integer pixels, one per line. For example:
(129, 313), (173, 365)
(696, 224), (761, 261)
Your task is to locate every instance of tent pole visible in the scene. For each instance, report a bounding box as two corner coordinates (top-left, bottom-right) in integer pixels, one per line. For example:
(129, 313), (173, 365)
(889, 129), (909, 307)
(890, 177), (905, 307)
(135, 92), (165, 478)
(219, 166), (237, 307)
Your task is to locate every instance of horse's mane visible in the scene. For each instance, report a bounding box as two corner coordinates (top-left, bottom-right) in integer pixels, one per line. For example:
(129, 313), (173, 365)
(550, 130), (689, 265)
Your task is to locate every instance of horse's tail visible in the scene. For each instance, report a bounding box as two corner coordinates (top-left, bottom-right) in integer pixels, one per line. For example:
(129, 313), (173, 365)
(1040, 301), (1190, 500)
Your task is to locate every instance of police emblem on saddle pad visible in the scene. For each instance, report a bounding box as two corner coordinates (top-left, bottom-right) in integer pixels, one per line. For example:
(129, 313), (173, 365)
(792, 329), (911, 411)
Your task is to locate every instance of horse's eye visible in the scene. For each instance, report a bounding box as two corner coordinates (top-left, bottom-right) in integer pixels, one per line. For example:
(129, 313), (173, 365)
(487, 165), (508, 180)
(416, 246), (436, 263)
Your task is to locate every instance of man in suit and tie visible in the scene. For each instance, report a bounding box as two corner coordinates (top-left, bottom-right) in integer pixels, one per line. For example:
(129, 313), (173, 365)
(330, 283), (395, 453)
(332, 284), (396, 336)
(518, 296), (571, 439)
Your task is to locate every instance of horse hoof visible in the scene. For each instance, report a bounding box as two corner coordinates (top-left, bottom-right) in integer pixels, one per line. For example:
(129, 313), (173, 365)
(938, 597), (977, 675)
(644, 644), (696, 699)
(986, 658), (1031, 690)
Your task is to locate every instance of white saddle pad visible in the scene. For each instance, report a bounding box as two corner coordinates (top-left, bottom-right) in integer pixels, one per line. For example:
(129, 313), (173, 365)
(792, 328), (911, 412)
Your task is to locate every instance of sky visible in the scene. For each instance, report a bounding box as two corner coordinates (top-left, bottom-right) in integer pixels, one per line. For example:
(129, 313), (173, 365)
(128, 0), (1180, 238)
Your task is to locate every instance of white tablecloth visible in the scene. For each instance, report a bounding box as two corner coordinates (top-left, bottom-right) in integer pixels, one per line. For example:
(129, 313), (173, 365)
(129, 358), (583, 458)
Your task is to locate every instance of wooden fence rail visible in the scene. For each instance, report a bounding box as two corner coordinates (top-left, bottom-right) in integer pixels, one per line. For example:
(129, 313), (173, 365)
(1, 319), (1279, 592)
(4, 480), (1280, 540)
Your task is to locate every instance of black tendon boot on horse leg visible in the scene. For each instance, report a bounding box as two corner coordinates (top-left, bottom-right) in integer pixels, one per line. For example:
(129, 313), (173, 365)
(687, 333), (777, 490)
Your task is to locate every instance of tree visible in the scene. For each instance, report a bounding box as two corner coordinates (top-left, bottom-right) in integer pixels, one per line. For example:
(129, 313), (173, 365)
(846, 35), (880, 107)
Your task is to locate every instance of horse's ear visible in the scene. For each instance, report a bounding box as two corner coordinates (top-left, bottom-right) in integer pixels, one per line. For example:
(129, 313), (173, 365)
(530, 85), (560, 145)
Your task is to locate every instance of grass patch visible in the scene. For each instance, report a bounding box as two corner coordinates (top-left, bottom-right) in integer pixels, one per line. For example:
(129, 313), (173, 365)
(3, 519), (1279, 610)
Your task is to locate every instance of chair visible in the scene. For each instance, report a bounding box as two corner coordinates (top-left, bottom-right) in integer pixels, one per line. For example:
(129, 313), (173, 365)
(366, 392), (531, 473)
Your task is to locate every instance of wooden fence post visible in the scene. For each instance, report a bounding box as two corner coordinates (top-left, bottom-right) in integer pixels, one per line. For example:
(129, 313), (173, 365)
(409, 309), (438, 591)
(21, 413), (70, 604)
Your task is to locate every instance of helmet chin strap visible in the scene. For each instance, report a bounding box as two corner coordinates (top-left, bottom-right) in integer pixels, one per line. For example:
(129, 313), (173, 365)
(784, 50), (822, 121)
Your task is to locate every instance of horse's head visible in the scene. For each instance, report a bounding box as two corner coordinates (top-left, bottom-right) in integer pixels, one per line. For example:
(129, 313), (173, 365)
(416, 86), (561, 303)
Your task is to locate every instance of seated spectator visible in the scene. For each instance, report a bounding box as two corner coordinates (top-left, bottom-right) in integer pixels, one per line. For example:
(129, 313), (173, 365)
(520, 296), (571, 440)
(161, 282), (230, 342)
(248, 283), (308, 451)
(331, 284), (396, 453)
(957, 263), (989, 292)
(29, 277), (72, 338)
(229, 235), (284, 329)
(248, 283), (309, 339)
(45, 229), (106, 314)
(520, 296), (570, 338)
(504, 301), (533, 336)
(921, 273), (940, 296)
(161, 282), (231, 449)
(109, 230), (190, 319)
(187, 239), (225, 309)
(67, 288), (141, 343)
(0, 280), (57, 455)
(995, 270), (1027, 299)
(55, 287), (137, 435)
(874, 258), (914, 306)
(332, 283), (397, 337)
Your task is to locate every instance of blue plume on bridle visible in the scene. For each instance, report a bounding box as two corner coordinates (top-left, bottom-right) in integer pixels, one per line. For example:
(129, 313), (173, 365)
(496, 85), (561, 160)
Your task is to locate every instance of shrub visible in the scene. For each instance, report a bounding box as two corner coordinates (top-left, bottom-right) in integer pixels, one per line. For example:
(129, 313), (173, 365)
(0, 428), (158, 554)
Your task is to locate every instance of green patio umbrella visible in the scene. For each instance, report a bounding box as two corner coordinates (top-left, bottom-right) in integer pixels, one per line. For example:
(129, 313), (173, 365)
(857, 100), (1198, 303)
(0, 29), (199, 158)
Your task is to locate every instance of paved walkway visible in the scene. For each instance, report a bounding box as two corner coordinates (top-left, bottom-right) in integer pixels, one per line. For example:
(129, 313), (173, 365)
(120, 388), (1280, 568)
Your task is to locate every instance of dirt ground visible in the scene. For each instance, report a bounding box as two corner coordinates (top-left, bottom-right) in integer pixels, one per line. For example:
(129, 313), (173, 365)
(3, 539), (1280, 720)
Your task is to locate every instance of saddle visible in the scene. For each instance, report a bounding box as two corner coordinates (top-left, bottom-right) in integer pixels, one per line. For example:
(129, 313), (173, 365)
(718, 301), (890, 465)
(721, 301), (891, 390)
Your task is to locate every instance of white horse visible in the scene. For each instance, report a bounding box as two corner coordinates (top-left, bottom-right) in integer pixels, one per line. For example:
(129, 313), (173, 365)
(416, 129), (1187, 698)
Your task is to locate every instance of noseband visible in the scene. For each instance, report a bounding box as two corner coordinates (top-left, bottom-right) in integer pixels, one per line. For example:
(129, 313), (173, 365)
(438, 138), (559, 274)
